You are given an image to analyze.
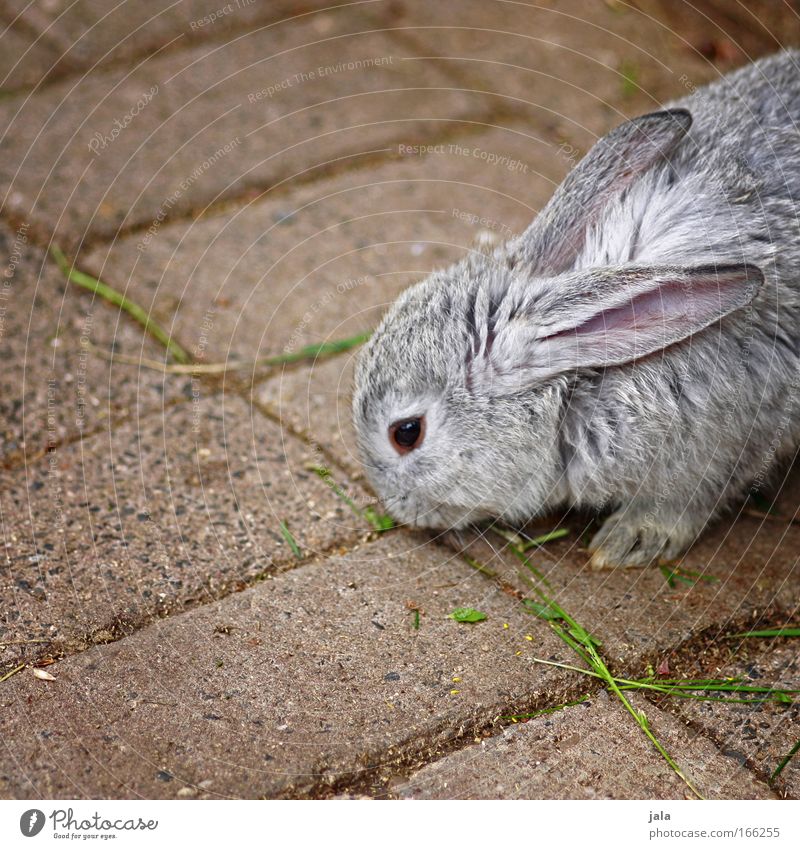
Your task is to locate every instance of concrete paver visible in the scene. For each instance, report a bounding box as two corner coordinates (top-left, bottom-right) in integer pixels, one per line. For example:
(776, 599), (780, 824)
(0, 6), (479, 244)
(0, 533), (578, 799)
(1, 0), (798, 802)
(663, 639), (800, 798)
(0, 392), (373, 667)
(1, 1), (343, 89)
(367, 0), (722, 146)
(0, 21), (61, 90)
(447, 504), (800, 670)
(395, 689), (776, 800)
(0, 224), (190, 465)
(82, 123), (571, 469)
(81, 126), (561, 357)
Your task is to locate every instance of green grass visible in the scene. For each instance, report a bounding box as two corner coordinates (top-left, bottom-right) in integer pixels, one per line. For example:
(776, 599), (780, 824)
(523, 590), (705, 798)
(728, 627), (800, 639)
(53, 242), (370, 375)
(529, 657), (798, 706)
(502, 694), (590, 723)
(105, 333), (371, 375)
(311, 465), (395, 533)
(461, 553), (496, 579)
(659, 564), (720, 589)
(489, 524), (569, 588)
(619, 59), (640, 98)
(771, 739), (800, 782)
(519, 528), (570, 550)
(278, 520), (302, 558)
(50, 245), (190, 364)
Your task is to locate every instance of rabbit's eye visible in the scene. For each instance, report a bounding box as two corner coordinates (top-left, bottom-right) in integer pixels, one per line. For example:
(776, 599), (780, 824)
(389, 416), (425, 455)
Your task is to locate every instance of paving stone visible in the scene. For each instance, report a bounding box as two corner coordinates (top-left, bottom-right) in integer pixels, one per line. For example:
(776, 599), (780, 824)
(0, 392), (373, 667)
(0, 6), (478, 244)
(0, 20), (61, 90)
(0, 222), (188, 465)
(256, 352), (362, 477)
(1, 1), (345, 89)
(0, 533), (581, 799)
(365, 0), (720, 152)
(448, 501), (800, 672)
(663, 639), (800, 798)
(370, 0), (799, 144)
(638, 0), (800, 63)
(394, 688), (776, 799)
(444, 494), (800, 674)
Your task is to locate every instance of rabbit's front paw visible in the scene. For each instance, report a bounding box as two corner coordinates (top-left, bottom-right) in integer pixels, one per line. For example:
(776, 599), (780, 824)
(588, 507), (697, 570)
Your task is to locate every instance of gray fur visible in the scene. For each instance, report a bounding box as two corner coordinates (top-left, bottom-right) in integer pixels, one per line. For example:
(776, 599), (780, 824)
(353, 50), (800, 568)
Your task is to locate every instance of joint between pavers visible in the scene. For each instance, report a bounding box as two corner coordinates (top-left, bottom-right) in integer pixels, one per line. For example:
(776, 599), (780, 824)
(10, 103), (507, 255)
(0, 394), (191, 473)
(279, 678), (599, 799)
(0, 442), (391, 677)
(652, 699), (785, 799)
(0, 4), (350, 100)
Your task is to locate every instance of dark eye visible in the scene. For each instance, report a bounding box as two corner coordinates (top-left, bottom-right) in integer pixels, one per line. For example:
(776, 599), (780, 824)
(388, 416), (425, 455)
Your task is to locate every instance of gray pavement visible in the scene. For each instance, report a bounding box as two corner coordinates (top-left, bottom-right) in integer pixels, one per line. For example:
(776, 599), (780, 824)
(1, 0), (799, 799)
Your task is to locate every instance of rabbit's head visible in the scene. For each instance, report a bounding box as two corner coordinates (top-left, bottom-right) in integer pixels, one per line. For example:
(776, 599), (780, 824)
(353, 108), (763, 529)
(352, 256), (570, 529)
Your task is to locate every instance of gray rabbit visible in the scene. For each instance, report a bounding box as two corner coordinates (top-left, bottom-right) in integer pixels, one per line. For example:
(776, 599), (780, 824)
(353, 50), (800, 568)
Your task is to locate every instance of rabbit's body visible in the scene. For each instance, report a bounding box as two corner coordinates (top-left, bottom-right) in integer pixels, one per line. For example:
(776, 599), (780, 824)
(354, 50), (800, 567)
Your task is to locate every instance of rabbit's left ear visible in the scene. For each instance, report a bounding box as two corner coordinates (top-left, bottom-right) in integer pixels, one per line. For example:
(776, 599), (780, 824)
(476, 263), (762, 395)
(511, 109), (692, 274)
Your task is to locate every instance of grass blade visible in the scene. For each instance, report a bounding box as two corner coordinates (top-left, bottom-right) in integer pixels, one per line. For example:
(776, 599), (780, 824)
(461, 553), (496, 579)
(278, 521), (302, 558)
(519, 527), (570, 550)
(502, 694), (590, 722)
(728, 628), (800, 639)
(659, 564), (719, 588)
(93, 333), (371, 374)
(50, 245), (190, 364)
(523, 589), (703, 798)
(0, 664), (25, 684)
(771, 739), (800, 782)
(311, 465), (394, 533)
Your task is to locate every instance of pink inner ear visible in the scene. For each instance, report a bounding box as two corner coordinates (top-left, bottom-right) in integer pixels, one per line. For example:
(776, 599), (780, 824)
(570, 279), (701, 337)
(536, 267), (758, 372)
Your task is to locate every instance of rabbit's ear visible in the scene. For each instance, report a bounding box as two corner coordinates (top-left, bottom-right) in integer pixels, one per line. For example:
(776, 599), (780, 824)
(513, 109), (692, 274)
(480, 263), (762, 394)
